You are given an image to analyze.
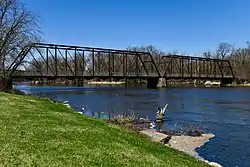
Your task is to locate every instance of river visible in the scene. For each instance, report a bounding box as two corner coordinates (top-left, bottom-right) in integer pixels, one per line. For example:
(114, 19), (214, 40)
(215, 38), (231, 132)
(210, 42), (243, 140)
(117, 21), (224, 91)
(15, 84), (250, 167)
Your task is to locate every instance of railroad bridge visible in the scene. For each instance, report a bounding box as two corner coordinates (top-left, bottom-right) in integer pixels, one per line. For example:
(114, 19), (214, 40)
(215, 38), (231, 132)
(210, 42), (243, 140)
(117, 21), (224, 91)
(9, 43), (235, 88)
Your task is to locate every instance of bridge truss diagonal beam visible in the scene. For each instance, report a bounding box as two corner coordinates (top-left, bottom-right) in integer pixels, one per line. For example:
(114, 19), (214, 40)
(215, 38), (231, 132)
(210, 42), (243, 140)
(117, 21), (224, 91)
(9, 43), (235, 81)
(11, 43), (161, 79)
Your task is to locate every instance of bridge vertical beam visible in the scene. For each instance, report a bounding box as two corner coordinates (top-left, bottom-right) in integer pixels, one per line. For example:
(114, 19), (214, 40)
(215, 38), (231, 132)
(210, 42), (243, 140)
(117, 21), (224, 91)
(212, 60), (215, 77)
(181, 57), (184, 77)
(190, 58), (193, 78)
(228, 61), (235, 79)
(199, 60), (201, 78)
(108, 50), (111, 77)
(125, 53), (127, 77)
(200, 60), (202, 77)
(136, 54), (139, 77)
(180, 58), (181, 74)
(82, 51), (85, 75)
(112, 52), (115, 76)
(55, 45), (58, 76)
(194, 59), (198, 77)
(199, 60), (202, 77)
(65, 49), (68, 76)
(125, 53), (127, 84)
(98, 52), (101, 75)
(74, 48), (77, 76)
(216, 60), (218, 77)
(204, 60), (207, 76)
(123, 53), (125, 77)
(170, 59), (173, 76)
(205, 60), (207, 76)
(203, 60), (205, 76)
(202, 60), (204, 77)
(206, 60), (208, 76)
(209, 60), (211, 76)
(210, 60), (212, 77)
(46, 47), (49, 75)
(92, 49), (94, 76)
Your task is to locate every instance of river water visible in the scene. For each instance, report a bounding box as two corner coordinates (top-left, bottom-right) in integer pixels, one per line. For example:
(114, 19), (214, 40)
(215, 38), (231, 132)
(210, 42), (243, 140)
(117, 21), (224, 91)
(15, 84), (250, 167)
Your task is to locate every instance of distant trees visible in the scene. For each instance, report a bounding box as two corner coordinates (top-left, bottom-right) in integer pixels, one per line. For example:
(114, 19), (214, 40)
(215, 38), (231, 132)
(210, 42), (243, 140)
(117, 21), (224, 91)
(201, 42), (250, 81)
(203, 51), (212, 58)
(127, 45), (165, 67)
(0, 0), (41, 90)
(227, 42), (250, 80)
(215, 42), (234, 60)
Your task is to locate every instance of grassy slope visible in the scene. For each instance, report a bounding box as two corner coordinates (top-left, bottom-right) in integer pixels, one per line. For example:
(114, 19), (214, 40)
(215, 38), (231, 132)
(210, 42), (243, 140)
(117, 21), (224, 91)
(0, 93), (209, 167)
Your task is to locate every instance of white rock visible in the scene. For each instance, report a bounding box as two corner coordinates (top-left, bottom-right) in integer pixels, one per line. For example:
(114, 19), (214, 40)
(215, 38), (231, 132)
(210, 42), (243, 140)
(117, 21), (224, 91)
(139, 129), (222, 167)
(208, 162), (222, 167)
(63, 103), (71, 108)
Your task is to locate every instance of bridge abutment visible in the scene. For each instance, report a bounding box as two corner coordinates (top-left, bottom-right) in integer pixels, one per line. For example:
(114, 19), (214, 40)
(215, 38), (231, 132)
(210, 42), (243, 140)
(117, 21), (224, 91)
(221, 78), (234, 86)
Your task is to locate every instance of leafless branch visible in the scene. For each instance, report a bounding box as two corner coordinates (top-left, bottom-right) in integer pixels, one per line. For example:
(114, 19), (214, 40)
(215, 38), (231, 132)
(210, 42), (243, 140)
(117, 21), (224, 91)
(0, 0), (41, 77)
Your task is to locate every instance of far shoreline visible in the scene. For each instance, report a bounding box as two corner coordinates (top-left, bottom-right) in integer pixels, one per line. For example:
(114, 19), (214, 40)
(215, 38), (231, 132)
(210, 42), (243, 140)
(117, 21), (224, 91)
(86, 81), (126, 85)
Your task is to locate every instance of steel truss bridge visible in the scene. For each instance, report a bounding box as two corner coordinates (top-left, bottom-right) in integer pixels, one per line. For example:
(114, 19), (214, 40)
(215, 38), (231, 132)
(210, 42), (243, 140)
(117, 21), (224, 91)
(9, 43), (235, 87)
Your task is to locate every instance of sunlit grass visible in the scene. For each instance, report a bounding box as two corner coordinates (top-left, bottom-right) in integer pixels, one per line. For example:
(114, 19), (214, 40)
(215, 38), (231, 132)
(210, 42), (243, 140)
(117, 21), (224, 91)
(0, 92), (209, 167)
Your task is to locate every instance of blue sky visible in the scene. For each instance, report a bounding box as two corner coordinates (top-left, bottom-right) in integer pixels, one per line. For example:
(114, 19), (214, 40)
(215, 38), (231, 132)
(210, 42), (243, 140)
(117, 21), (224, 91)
(23, 0), (250, 55)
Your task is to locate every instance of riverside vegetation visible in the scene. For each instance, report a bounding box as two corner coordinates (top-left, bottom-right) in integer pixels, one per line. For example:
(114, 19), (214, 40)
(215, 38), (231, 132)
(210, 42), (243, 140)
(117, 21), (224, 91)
(0, 92), (211, 167)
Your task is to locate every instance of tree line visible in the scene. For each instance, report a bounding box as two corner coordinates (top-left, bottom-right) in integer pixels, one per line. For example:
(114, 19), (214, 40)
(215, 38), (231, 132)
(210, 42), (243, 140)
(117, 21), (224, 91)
(202, 42), (250, 80)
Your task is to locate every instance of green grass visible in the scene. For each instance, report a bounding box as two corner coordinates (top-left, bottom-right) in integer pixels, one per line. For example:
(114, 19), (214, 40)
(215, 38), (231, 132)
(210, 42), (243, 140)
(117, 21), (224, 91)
(0, 92), (209, 167)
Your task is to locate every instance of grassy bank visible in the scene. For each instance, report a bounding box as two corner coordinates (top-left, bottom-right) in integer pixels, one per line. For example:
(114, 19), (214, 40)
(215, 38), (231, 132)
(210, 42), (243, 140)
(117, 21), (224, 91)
(0, 92), (209, 167)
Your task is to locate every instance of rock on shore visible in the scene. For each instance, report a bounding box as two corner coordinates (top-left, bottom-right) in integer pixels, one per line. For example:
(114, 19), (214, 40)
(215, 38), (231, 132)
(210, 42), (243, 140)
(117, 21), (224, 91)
(140, 129), (222, 167)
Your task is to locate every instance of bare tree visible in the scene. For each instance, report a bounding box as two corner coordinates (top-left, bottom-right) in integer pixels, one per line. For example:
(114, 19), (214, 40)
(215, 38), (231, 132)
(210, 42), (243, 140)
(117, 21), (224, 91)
(0, 0), (41, 90)
(203, 51), (212, 58)
(215, 42), (233, 60)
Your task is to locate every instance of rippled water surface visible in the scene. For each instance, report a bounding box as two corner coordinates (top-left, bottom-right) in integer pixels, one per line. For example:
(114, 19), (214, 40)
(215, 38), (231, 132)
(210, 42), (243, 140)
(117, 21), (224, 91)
(16, 85), (250, 167)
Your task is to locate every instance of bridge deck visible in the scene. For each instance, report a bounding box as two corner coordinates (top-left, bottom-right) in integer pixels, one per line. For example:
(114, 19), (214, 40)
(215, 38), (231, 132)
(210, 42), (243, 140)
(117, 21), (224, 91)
(12, 75), (234, 80)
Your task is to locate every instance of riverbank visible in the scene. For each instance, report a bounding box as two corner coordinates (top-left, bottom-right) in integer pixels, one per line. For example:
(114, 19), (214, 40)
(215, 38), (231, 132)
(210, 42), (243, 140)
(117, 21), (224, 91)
(140, 129), (221, 167)
(225, 82), (250, 87)
(0, 92), (210, 167)
(87, 81), (126, 85)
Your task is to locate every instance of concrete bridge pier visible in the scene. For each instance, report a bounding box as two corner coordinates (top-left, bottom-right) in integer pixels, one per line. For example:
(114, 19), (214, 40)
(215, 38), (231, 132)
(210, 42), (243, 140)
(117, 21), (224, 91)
(146, 77), (159, 89)
(146, 77), (167, 88)
(157, 78), (167, 88)
(221, 78), (234, 86)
